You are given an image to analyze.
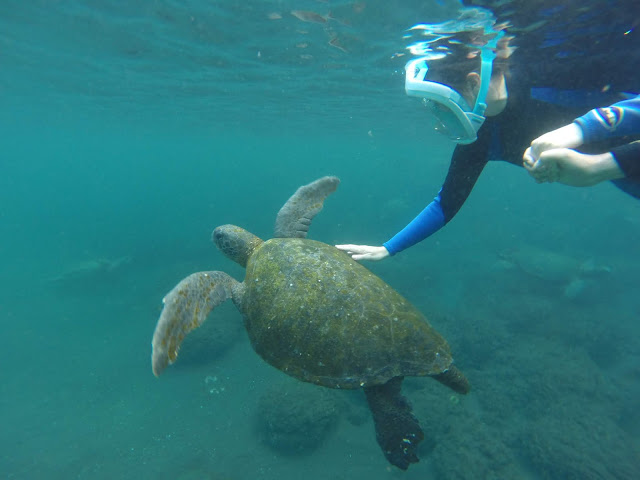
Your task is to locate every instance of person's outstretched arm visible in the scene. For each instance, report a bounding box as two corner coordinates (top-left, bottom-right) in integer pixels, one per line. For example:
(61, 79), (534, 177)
(337, 135), (491, 260)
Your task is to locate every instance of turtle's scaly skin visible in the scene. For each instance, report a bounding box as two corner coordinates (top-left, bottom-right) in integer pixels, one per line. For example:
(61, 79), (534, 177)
(242, 238), (453, 389)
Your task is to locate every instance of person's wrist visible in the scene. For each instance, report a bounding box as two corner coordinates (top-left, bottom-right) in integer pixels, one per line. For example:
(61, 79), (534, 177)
(590, 152), (624, 182)
(564, 122), (584, 148)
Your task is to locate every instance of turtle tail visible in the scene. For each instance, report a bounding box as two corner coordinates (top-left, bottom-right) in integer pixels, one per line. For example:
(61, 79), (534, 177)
(363, 377), (424, 470)
(432, 365), (470, 394)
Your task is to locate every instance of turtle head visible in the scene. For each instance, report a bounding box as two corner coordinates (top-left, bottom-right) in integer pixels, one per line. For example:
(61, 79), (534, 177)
(212, 225), (263, 268)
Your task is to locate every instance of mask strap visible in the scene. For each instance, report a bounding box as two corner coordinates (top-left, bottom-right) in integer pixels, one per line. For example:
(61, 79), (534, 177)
(472, 31), (505, 116)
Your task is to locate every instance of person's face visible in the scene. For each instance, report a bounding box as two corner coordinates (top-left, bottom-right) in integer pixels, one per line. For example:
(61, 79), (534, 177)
(462, 70), (508, 117)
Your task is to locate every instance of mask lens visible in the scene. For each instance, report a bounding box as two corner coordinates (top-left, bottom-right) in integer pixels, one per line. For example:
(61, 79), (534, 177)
(423, 99), (468, 141)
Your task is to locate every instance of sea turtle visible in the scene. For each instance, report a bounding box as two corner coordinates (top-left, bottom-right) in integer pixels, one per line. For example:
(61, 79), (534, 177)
(47, 256), (132, 285)
(151, 176), (469, 470)
(496, 245), (611, 299)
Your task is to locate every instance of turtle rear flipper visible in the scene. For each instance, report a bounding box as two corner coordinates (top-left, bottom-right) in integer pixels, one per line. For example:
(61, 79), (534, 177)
(151, 271), (242, 377)
(274, 176), (339, 239)
(364, 377), (424, 470)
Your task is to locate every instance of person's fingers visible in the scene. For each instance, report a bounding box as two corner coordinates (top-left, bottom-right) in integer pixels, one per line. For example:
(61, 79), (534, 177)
(533, 153), (559, 174)
(546, 168), (559, 183)
(535, 170), (558, 183)
(533, 175), (546, 183)
(529, 141), (548, 161)
(535, 165), (548, 174)
(537, 152), (561, 178)
(529, 166), (551, 182)
(529, 165), (547, 178)
(353, 252), (385, 261)
(529, 144), (540, 161)
(523, 148), (536, 168)
(335, 244), (361, 252)
(336, 245), (388, 261)
(335, 244), (378, 260)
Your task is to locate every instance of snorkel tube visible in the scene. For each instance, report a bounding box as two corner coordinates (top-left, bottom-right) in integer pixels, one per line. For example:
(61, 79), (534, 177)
(459, 30), (504, 143)
(473, 30), (504, 117)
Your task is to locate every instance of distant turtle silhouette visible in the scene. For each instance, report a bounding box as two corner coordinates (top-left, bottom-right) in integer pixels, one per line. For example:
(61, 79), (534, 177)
(498, 245), (610, 299)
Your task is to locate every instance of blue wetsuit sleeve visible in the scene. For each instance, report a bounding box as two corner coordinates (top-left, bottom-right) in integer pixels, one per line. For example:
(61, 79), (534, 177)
(574, 95), (640, 143)
(383, 195), (445, 255)
(382, 126), (492, 256)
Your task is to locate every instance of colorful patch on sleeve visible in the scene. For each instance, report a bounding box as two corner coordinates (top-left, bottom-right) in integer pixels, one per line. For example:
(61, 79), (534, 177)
(594, 106), (624, 131)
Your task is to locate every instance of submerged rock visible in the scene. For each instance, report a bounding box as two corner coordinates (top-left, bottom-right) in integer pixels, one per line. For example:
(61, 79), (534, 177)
(255, 380), (340, 455)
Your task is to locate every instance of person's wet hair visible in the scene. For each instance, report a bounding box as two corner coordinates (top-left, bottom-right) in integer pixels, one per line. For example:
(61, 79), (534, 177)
(422, 30), (512, 97)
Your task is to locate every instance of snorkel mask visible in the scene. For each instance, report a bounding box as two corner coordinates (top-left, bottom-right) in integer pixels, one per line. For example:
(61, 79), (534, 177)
(405, 31), (504, 144)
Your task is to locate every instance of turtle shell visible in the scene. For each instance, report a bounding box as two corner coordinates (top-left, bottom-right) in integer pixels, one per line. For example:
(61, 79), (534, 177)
(242, 238), (453, 389)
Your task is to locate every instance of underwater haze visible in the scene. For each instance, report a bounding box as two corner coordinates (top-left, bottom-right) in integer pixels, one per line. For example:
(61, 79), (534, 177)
(2, 1), (639, 479)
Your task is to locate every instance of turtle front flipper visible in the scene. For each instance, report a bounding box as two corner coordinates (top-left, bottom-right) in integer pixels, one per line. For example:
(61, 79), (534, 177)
(364, 377), (424, 470)
(151, 271), (242, 377)
(274, 176), (340, 238)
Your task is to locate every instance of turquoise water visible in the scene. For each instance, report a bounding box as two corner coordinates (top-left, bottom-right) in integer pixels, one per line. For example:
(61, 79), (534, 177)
(2, 1), (639, 479)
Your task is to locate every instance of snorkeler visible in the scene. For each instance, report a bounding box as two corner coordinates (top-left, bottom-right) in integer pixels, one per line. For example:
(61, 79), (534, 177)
(336, 7), (640, 262)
